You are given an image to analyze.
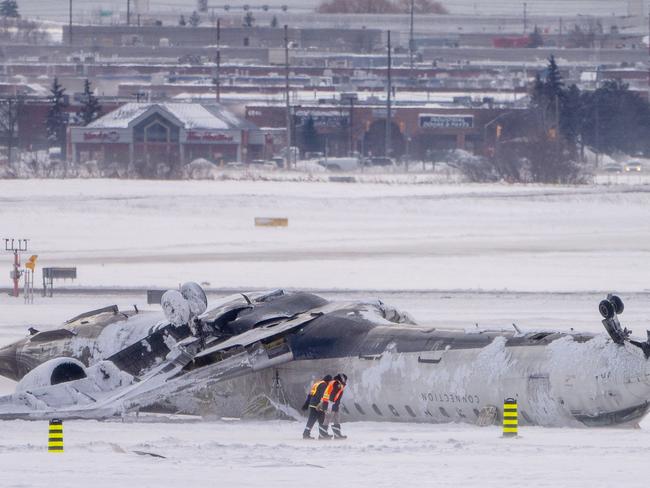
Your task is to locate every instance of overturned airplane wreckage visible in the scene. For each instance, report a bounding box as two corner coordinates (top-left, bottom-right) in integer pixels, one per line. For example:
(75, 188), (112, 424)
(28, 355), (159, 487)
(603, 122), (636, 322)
(0, 286), (649, 427)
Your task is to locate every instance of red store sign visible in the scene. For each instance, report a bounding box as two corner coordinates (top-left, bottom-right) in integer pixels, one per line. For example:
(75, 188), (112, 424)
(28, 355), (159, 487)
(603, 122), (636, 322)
(187, 131), (235, 143)
(83, 130), (121, 142)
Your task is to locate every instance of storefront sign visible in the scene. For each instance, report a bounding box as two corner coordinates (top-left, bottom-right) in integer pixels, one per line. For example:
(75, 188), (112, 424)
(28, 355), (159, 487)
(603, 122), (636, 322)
(419, 115), (474, 129)
(371, 108), (397, 119)
(184, 131), (239, 144)
(71, 128), (131, 144)
(294, 110), (348, 129)
(82, 130), (121, 142)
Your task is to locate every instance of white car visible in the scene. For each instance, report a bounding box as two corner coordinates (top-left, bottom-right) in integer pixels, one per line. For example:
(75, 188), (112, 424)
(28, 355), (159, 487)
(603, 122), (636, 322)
(624, 161), (643, 172)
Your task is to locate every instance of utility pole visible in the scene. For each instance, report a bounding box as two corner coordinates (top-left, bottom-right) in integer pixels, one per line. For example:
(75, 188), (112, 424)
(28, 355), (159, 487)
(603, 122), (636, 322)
(127, 0), (131, 26)
(349, 96), (354, 156)
(555, 94), (560, 163)
(409, 0), (415, 78)
(385, 30), (392, 158)
(341, 93), (357, 156)
(523, 2), (527, 34)
(69, 0), (73, 46)
(558, 17), (563, 48)
(5, 239), (28, 298)
(284, 25), (292, 169)
(216, 18), (221, 103)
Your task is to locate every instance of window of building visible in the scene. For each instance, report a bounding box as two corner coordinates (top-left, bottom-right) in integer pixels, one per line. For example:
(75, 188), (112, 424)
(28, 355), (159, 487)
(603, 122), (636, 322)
(354, 402), (366, 415)
(404, 405), (417, 417)
(145, 122), (169, 142)
(372, 404), (383, 416)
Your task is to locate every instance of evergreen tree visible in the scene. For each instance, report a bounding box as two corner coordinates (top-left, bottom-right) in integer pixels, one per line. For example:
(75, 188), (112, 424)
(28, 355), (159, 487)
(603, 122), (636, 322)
(581, 80), (650, 155)
(77, 79), (101, 126)
(0, 95), (22, 165)
(545, 55), (563, 97)
(178, 14), (186, 26)
(0, 0), (19, 18)
(528, 25), (543, 48)
(46, 77), (68, 156)
(189, 10), (200, 27)
(270, 15), (278, 28)
(301, 115), (321, 154)
(531, 55), (564, 129)
(559, 84), (583, 149)
(243, 11), (255, 27)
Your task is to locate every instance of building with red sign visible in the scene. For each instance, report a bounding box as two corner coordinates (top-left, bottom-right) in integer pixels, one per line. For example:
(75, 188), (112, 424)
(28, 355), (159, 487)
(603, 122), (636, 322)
(69, 102), (264, 175)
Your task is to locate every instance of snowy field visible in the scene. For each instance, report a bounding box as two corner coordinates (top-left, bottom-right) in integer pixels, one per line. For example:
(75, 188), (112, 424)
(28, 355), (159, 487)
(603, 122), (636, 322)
(4, 418), (650, 488)
(1, 178), (650, 487)
(0, 179), (649, 292)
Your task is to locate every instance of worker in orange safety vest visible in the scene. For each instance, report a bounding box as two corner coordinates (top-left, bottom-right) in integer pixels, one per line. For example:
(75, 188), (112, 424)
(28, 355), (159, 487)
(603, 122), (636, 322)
(302, 374), (332, 439)
(319, 373), (348, 439)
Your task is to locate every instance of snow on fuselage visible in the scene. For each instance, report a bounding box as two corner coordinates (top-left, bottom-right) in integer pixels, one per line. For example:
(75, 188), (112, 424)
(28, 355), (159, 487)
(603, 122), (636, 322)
(178, 320), (650, 428)
(1, 293), (650, 427)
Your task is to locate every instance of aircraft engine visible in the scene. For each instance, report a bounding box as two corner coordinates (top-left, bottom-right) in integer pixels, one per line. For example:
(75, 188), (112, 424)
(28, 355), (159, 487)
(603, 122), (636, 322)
(161, 282), (208, 326)
(15, 357), (87, 392)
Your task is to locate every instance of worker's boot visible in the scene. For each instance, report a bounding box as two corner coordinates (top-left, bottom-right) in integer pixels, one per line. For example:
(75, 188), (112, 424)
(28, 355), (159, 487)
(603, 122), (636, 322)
(318, 425), (332, 439)
(332, 424), (347, 439)
(302, 429), (313, 439)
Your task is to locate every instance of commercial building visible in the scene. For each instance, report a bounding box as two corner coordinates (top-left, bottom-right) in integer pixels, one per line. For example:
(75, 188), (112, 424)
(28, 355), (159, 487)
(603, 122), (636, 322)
(69, 102), (264, 174)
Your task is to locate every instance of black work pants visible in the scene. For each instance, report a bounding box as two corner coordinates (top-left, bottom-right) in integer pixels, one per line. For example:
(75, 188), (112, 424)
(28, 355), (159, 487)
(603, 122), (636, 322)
(304, 407), (325, 431)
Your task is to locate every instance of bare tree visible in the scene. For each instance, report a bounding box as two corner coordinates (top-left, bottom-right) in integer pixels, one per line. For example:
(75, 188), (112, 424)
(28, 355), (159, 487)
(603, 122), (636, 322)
(317, 0), (447, 14)
(0, 95), (22, 165)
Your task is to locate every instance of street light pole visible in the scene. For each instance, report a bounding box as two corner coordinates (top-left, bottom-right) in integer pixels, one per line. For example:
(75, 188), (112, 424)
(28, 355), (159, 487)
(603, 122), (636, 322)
(216, 18), (221, 103)
(284, 25), (292, 169)
(69, 0), (73, 46)
(409, 0), (415, 78)
(385, 30), (392, 158)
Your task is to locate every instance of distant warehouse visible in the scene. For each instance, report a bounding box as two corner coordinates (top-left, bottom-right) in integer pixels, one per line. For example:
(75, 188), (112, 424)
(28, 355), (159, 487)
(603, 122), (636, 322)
(69, 102), (266, 177)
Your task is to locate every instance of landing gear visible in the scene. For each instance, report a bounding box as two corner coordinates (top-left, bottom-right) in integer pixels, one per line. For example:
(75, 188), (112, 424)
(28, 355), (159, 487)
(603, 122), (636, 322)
(599, 300), (615, 320)
(599, 294), (629, 345)
(599, 295), (624, 320)
(610, 295), (624, 315)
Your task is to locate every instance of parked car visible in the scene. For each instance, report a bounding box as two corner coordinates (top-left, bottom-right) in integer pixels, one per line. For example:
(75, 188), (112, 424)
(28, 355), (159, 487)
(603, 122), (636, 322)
(318, 157), (361, 171)
(364, 156), (396, 167)
(603, 163), (623, 173)
(624, 161), (643, 172)
(225, 161), (245, 169)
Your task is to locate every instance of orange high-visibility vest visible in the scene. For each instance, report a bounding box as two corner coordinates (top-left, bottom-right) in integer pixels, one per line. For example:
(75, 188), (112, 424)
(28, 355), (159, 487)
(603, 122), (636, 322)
(322, 380), (345, 403)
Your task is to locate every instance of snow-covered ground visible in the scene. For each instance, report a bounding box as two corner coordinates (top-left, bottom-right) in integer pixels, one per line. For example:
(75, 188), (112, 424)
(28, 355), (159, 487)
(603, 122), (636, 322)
(1, 179), (649, 292)
(3, 418), (650, 488)
(1, 178), (650, 487)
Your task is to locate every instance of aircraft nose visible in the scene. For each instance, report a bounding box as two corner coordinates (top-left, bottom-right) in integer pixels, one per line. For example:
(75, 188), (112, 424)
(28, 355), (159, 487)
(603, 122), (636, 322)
(0, 343), (20, 381)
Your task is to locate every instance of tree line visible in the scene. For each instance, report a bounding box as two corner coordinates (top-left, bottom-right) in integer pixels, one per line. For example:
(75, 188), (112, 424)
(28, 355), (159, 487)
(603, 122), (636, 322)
(0, 78), (101, 164)
(459, 56), (650, 183)
(317, 0), (447, 14)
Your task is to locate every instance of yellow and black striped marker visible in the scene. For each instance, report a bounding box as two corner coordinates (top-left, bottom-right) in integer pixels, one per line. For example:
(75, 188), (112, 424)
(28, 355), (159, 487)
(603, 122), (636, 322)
(48, 419), (64, 453)
(503, 398), (518, 437)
